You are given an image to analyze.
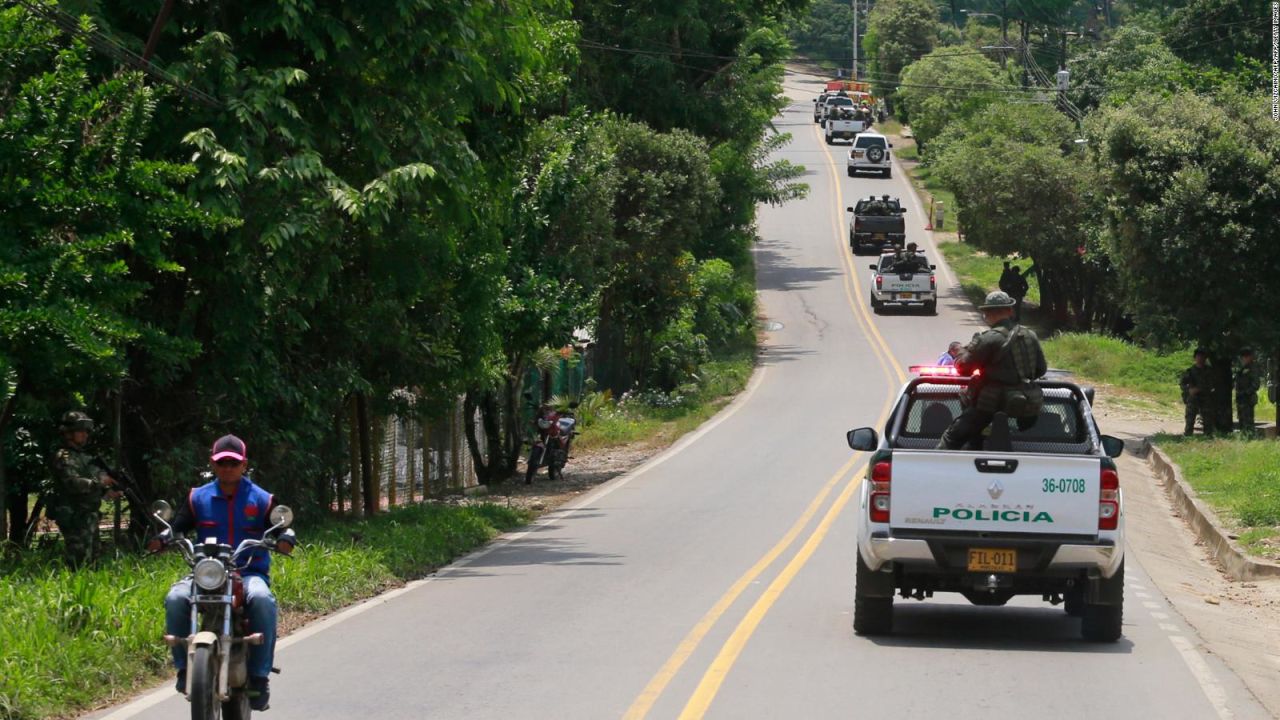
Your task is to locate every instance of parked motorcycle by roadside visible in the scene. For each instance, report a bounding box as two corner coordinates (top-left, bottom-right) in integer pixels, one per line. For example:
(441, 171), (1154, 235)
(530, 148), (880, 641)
(149, 500), (296, 720)
(524, 402), (578, 484)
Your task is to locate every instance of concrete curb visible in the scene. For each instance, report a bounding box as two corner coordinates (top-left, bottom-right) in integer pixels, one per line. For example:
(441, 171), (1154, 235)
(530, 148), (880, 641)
(1141, 441), (1280, 581)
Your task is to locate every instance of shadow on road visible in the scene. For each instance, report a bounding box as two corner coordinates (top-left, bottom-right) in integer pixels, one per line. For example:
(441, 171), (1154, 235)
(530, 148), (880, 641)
(758, 344), (816, 366)
(755, 241), (842, 293)
(441, 535), (625, 575)
(866, 603), (1135, 654)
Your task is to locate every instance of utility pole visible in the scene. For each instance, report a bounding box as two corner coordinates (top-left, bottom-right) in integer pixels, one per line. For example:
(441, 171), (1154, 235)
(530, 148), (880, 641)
(1020, 22), (1030, 89)
(852, 0), (859, 81)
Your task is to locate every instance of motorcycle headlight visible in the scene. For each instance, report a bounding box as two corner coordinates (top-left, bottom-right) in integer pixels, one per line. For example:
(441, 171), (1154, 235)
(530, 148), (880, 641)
(193, 558), (228, 592)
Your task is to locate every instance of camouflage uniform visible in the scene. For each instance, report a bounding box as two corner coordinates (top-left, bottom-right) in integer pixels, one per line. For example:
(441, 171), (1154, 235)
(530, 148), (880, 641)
(49, 415), (110, 566)
(1234, 359), (1261, 436)
(938, 314), (1048, 450)
(1179, 363), (1216, 436)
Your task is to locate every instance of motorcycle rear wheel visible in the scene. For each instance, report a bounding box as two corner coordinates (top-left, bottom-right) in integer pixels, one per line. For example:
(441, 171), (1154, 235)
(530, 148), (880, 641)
(190, 646), (221, 720)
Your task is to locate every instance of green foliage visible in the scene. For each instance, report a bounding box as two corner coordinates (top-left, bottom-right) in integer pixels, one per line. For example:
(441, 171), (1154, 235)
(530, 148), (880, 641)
(1043, 333), (1192, 405)
(865, 0), (940, 101)
(938, 243), (1040, 308)
(0, 503), (527, 719)
(574, 355), (754, 452)
(0, 9), (218, 458)
(1087, 89), (1280, 355)
(1159, 436), (1280, 557)
(933, 103), (1085, 262)
(1066, 26), (1185, 112)
(788, 0), (855, 67)
(896, 48), (1010, 151)
(1164, 0), (1269, 74)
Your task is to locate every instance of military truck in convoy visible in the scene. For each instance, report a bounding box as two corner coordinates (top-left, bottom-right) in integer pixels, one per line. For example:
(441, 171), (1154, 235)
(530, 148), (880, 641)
(847, 195), (906, 255)
(845, 367), (1127, 642)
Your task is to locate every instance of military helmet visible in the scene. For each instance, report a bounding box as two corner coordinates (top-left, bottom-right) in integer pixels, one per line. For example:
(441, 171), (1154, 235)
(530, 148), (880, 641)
(1194, 347), (1210, 358)
(59, 410), (94, 431)
(978, 291), (1016, 310)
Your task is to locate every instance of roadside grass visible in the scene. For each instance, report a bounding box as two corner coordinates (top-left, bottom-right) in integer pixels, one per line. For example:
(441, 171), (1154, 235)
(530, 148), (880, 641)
(877, 119), (903, 136)
(1157, 435), (1280, 559)
(574, 354), (754, 453)
(938, 243), (1040, 308)
(0, 502), (529, 720)
(1042, 334), (1186, 405)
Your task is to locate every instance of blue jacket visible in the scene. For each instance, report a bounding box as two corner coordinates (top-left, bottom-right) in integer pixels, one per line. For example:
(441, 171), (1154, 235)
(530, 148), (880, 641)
(181, 476), (275, 579)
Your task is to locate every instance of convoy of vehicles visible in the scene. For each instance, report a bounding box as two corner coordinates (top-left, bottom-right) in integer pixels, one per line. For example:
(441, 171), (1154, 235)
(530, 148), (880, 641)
(868, 251), (937, 314)
(847, 131), (893, 178)
(845, 368), (1127, 642)
(847, 195), (906, 255)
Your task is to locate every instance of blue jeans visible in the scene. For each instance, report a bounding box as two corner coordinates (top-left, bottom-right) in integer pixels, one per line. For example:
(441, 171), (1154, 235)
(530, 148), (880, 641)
(165, 574), (277, 679)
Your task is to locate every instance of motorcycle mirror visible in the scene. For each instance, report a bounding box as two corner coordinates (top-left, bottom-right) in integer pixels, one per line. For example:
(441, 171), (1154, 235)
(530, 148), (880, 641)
(269, 505), (294, 529)
(151, 500), (174, 522)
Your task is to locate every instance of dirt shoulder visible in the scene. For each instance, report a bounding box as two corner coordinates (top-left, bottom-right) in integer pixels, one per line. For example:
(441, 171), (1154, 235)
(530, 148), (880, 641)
(1109, 403), (1280, 715)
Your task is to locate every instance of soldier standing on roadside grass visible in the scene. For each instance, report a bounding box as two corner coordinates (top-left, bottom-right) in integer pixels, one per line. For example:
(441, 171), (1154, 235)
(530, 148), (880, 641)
(49, 411), (121, 566)
(1234, 348), (1260, 436)
(1180, 349), (1216, 436)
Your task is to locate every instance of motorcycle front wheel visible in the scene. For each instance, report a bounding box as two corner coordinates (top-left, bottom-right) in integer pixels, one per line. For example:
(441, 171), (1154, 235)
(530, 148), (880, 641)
(190, 646), (221, 720)
(222, 690), (251, 720)
(524, 446), (544, 484)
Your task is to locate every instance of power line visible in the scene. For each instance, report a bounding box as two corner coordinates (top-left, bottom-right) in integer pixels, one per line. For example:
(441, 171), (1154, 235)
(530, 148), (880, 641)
(13, 0), (221, 107)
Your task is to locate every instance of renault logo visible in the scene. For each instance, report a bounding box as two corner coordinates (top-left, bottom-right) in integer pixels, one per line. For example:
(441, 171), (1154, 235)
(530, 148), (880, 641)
(987, 479), (1005, 500)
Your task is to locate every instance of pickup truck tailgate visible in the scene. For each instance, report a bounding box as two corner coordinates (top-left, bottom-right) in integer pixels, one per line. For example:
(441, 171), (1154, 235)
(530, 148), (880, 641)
(888, 451), (1102, 536)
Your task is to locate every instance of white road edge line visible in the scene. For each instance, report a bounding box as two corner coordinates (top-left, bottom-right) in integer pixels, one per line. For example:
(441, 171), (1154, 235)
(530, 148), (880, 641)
(1169, 635), (1236, 720)
(95, 364), (770, 720)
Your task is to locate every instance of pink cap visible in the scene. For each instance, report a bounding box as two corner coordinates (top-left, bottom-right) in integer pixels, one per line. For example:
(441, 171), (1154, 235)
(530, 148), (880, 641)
(210, 434), (247, 462)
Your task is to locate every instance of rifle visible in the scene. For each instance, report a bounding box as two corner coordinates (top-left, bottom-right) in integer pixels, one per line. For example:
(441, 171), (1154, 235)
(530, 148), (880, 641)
(91, 455), (150, 509)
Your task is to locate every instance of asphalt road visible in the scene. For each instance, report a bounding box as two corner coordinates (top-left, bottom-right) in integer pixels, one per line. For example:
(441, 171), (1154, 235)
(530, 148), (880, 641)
(100, 71), (1272, 720)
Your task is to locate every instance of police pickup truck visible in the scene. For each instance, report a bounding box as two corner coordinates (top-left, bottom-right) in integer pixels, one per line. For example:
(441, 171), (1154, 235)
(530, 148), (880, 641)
(869, 251), (937, 314)
(845, 367), (1126, 642)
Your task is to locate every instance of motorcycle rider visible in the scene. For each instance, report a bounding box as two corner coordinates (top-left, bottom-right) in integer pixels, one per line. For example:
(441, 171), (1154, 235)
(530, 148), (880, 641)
(937, 291), (1047, 450)
(156, 435), (292, 710)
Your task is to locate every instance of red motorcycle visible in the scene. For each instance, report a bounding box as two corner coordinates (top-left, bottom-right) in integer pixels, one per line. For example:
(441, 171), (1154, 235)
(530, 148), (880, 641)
(524, 404), (577, 484)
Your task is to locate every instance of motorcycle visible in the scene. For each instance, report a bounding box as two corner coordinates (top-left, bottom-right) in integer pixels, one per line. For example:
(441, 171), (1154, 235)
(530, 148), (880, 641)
(524, 403), (578, 484)
(149, 500), (296, 720)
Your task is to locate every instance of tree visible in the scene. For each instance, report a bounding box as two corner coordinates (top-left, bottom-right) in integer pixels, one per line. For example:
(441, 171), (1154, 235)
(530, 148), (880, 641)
(896, 49), (1011, 151)
(594, 120), (721, 393)
(0, 8), (218, 539)
(788, 0), (855, 68)
(1164, 0), (1268, 73)
(864, 0), (939, 104)
(465, 113), (619, 484)
(1089, 89), (1280, 423)
(73, 0), (571, 507)
(1066, 26), (1183, 112)
(933, 103), (1113, 329)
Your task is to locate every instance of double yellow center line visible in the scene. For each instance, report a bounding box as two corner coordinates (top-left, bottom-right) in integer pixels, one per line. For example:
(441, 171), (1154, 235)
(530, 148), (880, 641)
(623, 113), (908, 719)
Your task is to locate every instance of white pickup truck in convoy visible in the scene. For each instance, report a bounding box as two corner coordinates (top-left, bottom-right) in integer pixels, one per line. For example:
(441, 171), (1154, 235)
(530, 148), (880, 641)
(845, 368), (1127, 642)
(868, 251), (937, 314)
(824, 107), (871, 144)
